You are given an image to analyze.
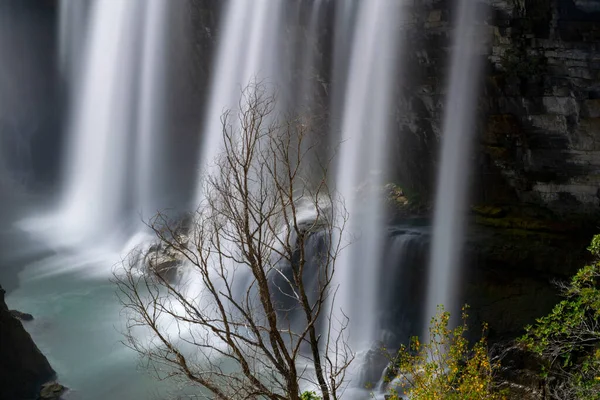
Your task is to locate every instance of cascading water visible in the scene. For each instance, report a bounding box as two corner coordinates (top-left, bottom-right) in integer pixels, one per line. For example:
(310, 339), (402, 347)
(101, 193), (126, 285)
(424, 0), (489, 327)
(57, 0), (88, 80)
(334, 0), (403, 350)
(24, 0), (175, 246)
(295, 0), (324, 109)
(135, 0), (169, 221)
(56, 0), (140, 242)
(3, 1), (497, 398)
(328, 0), (358, 146)
(194, 0), (283, 203)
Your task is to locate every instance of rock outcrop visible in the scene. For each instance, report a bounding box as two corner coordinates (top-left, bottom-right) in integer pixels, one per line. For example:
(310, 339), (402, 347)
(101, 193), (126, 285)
(393, 0), (600, 220)
(0, 284), (56, 400)
(10, 310), (34, 321)
(38, 382), (67, 400)
(143, 235), (190, 283)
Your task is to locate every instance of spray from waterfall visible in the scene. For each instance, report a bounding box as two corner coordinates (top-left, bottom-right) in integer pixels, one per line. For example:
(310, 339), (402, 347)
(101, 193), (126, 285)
(424, 0), (488, 329)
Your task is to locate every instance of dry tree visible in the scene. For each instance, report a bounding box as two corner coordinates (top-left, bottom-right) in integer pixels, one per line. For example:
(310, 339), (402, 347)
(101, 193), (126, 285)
(114, 82), (353, 400)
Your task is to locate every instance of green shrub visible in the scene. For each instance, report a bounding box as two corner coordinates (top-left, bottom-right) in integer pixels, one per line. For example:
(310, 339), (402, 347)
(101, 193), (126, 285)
(300, 391), (321, 400)
(520, 234), (600, 399)
(388, 305), (505, 399)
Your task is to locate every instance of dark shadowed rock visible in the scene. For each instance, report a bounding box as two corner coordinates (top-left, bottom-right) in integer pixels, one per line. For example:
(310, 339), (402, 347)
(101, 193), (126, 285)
(356, 341), (392, 389)
(492, 343), (548, 400)
(10, 309), (34, 321)
(0, 284), (56, 400)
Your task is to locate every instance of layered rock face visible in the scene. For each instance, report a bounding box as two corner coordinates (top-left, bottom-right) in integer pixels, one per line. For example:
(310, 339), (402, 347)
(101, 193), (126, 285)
(397, 0), (600, 218)
(0, 285), (55, 400)
(485, 0), (600, 216)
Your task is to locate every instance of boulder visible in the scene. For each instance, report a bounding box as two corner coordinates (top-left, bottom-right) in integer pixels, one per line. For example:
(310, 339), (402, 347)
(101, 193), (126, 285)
(356, 341), (392, 389)
(10, 309), (34, 321)
(492, 343), (547, 400)
(38, 381), (67, 400)
(143, 238), (189, 283)
(146, 252), (181, 282)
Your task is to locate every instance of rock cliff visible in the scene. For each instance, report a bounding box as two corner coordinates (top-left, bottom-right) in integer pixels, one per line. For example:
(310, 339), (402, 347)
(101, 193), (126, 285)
(0, 285), (55, 400)
(397, 0), (600, 219)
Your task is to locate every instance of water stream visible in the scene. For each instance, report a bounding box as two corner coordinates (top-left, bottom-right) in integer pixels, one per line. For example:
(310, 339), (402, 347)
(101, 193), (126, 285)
(333, 0), (403, 350)
(1, 0), (491, 398)
(424, 0), (489, 329)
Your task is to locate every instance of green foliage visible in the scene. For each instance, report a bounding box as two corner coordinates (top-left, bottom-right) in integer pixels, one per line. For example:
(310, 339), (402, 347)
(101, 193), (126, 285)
(520, 234), (600, 399)
(387, 305), (505, 400)
(300, 391), (321, 400)
(384, 182), (429, 215)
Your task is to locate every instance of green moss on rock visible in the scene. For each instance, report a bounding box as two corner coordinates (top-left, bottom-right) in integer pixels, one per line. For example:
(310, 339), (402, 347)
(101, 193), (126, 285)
(472, 205), (506, 218)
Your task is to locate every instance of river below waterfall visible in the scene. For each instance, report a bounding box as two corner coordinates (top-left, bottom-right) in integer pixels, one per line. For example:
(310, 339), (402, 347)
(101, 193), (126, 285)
(1, 217), (184, 400)
(2, 219), (428, 400)
(6, 255), (164, 399)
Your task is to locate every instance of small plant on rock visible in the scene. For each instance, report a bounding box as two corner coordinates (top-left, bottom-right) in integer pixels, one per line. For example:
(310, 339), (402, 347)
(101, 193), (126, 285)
(300, 391), (321, 400)
(388, 305), (505, 400)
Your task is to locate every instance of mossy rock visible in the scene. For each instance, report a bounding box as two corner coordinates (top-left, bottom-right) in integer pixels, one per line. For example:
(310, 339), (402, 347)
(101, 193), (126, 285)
(475, 215), (573, 233)
(472, 205), (506, 218)
(39, 382), (66, 400)
(384, 183), (431, 220)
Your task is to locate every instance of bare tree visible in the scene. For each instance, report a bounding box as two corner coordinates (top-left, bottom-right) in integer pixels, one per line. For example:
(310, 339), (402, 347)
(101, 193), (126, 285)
(114, 83), (352, 400)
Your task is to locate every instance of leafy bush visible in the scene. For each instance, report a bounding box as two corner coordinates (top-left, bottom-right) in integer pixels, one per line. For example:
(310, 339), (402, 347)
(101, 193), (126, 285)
(300, 391), (321, 400)
(519, 234), (600, 399)
(387, 305), (505, 399)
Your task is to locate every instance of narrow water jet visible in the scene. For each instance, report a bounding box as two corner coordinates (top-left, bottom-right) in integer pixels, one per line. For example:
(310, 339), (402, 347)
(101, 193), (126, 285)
(334, 0), (403, 349)
(296, 0), (324, 109)
(58, 0), (89, 80)
(424, 0), (489, 328)
(194, 0), (283, 206)
(328, 0), (359, 147)
(135, 0), (169, 221)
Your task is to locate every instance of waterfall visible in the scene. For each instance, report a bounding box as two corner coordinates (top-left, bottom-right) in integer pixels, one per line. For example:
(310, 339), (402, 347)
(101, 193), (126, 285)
(5, 0), (499, 397)
(27, 0), (175, 246)
(194, 0), (283, 205)
(295, 0), (324, 109)
(56, 0), (141, 242)
(334, 0), (403, 349)
(424, 0), (488, 327)
(135, 0), (169, 221)
(328, 0), (358, 146)
(57, 0), (89, 80)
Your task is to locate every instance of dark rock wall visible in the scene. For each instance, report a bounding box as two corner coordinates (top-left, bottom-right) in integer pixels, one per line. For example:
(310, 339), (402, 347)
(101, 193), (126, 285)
(0, 285), (55, 400)
(394, 0), (600, 218)
(484, 0), (600, 216)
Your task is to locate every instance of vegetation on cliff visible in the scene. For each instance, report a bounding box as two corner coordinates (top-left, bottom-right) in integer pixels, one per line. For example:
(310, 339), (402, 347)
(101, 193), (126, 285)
(519, 234), (600, 399)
